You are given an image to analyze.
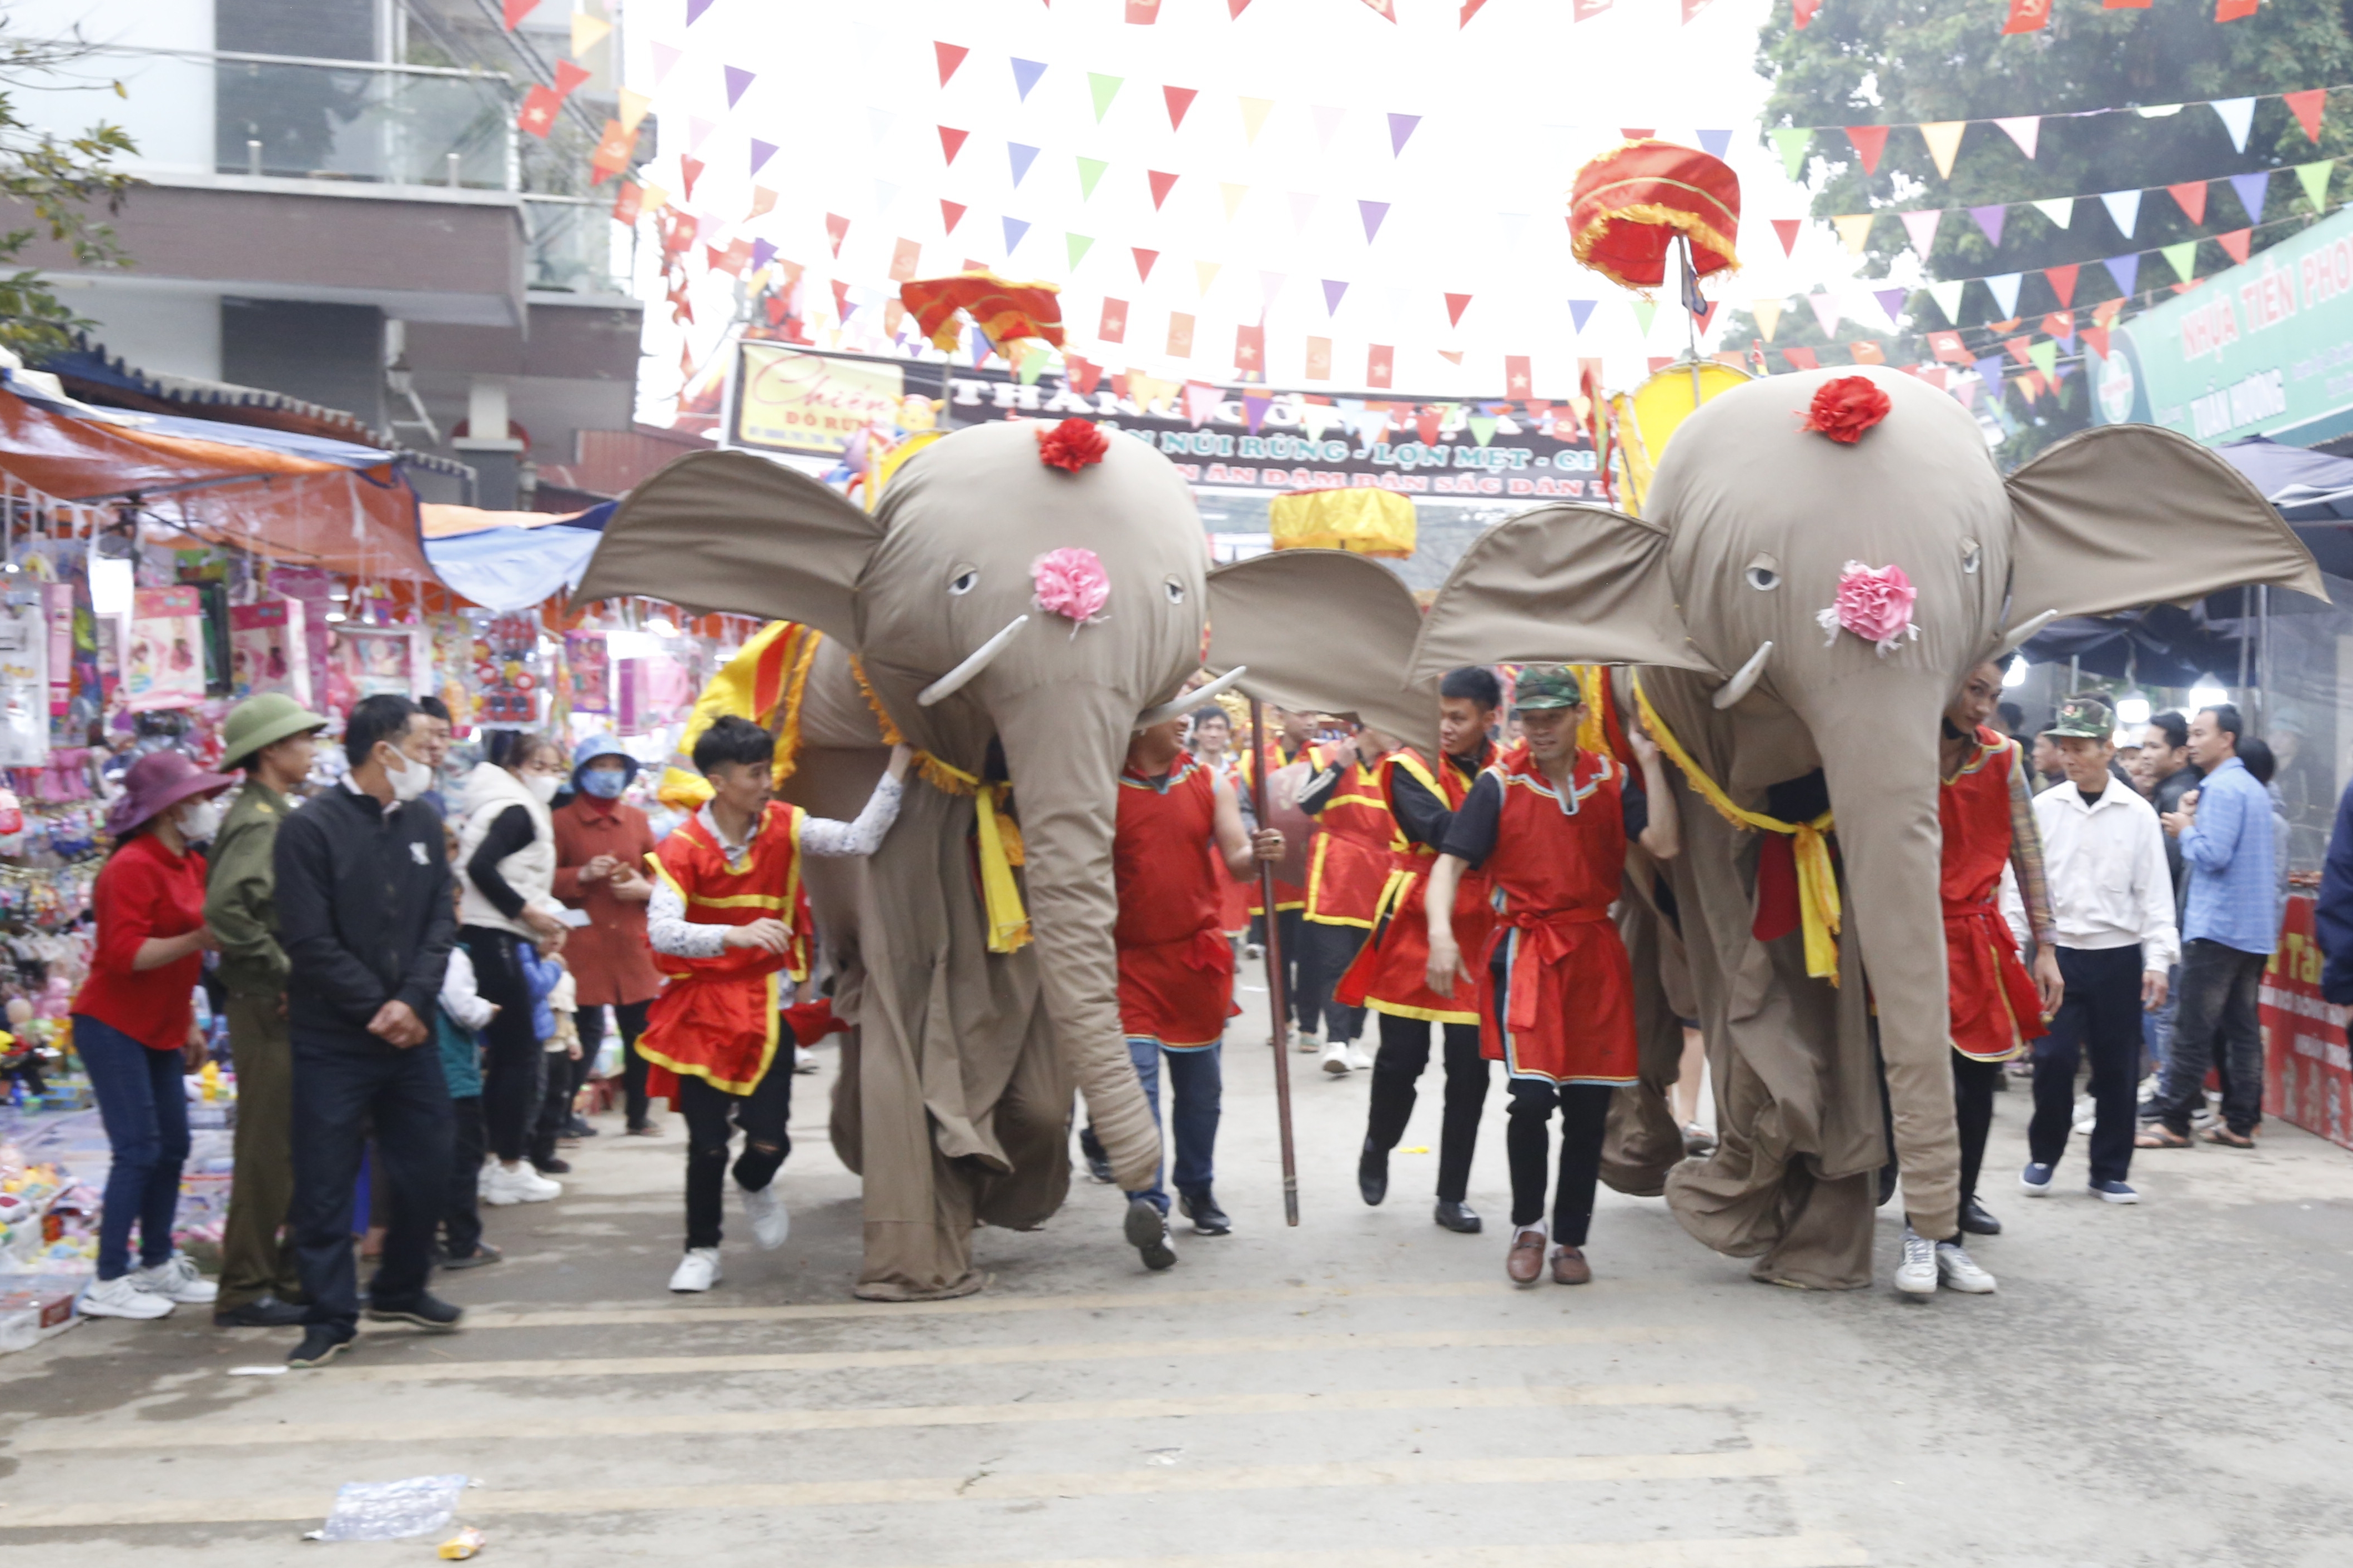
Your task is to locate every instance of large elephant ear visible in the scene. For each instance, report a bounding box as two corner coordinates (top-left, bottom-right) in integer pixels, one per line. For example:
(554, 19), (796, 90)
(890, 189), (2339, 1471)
(1205, 548), (1439, 757)
(1409, 503), (1719, 684)
(2005, 426), (2327, 631)
(574, 450), (886, 642)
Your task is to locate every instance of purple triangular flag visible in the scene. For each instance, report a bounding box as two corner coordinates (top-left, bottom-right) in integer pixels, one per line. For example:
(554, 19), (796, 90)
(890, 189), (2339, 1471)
(1323, 279), (1349, 315)
(2228, 170), (2269, 225)
(1010, 58), (1048, 101)
(1970, 204), (2007, 249)
(750, 238), (777, 272)
(1568, 299), (1597, 332)
(749, 139), (777, 176)
(1975, 355), (2005, 401)
(724, 65), (755, 108)
(1002, 216), (1030, 253)
(1008, 142), (1039, 186)
(1359, 199), (1390, 242)
(1244, 392), (1273, 433)
(2103, 253), (2140, 297)
(1873, 286), (1908, 325)
(1387, 113), (1421, 157)
(1696, 128), (1733, 159)
(971, 330), (993, 368)
(687, 0), (717, 22)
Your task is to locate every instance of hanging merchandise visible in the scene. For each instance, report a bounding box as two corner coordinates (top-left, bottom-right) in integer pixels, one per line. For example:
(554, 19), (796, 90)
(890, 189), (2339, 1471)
(228, 599), (312, 705)
(323, 626), (423, 714)
(265, 567), (339, 704)
(38, 583), (70, 745)
(124, 586), (206, 713)
(429, 617), (475, 732)
(0, 597), (46, 769)
(476, 614), (542, 726)
(564, 631), (612, 714)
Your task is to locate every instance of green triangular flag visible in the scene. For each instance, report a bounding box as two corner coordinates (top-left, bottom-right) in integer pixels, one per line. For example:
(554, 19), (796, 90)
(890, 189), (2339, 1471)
(1065, 233), (1094, 269)
(2296, 159), (2334, 213)
(1467, 415), (1498, 447)
(1088, 72), (1123, 122)
(1016, 345), (1050, 385)
(2160, 240), (2198, 283)
(1769, 127), (1812, 183)
(1076, 156), (1108, 200)
(1631, 300), (1657, 336)
(2028, 339), (2058, 379)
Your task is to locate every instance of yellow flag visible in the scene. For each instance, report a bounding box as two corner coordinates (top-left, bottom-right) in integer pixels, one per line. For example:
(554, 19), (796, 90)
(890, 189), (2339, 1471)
(1238, 98), (1274, 144)
(637, 182), (668, 213)
(1832, 214), (1874, 254)
(1193, 259), (1222, 295)
(1220, 183), (1248, 221)
(1752, 298), (1784, 342)
(571, 12), (614, 56)
(617, 87), (653, 137)
(1918, 120), (1965, 180)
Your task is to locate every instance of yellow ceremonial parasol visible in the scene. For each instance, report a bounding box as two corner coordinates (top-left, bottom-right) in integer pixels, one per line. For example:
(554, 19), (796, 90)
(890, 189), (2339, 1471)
(1266, 488), (1415, 558)
(1606, 357), (1753, 515)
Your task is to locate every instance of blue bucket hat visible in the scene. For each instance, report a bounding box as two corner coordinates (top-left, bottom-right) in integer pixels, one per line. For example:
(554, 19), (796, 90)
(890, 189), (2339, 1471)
(571, 733), (640, 791)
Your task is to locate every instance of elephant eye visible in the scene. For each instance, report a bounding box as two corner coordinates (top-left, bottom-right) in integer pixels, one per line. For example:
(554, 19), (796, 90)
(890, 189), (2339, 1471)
(1960, 538), (1983, 574)
(1164, 578), (1186, 606)
(1743, 554), (1782, 591)
(948, 567), (979, 596)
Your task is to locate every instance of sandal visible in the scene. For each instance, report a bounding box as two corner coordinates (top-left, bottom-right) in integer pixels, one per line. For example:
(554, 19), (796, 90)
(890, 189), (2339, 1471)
(2133, 1125), (2192, 1149)
(2199, 1125), (2255, 1148)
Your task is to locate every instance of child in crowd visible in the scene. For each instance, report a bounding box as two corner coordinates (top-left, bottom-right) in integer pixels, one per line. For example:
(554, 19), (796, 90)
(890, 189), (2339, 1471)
(436, 874), (501, 1268)
(531, 955), (582, 1173)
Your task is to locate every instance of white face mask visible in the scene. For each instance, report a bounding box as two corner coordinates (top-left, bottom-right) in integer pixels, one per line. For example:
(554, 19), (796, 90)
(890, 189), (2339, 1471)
(384, 744), (434, 803)
(525, 773), (561, 806)
(175, 796), (225, 843)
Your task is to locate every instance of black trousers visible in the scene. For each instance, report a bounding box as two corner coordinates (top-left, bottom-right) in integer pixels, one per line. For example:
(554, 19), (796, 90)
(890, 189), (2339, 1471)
(2155, 938), (2270, 1136)
(1505, 1079), (1613, 1243)
(1953, 1051), (2004, 1208)
(1295, 920), (1370, 1043)
(1364, 1015), (1489, 1203)
(578, 999), (654, 1128)
(530, 1046), (575, 1168)
(678, 1061), (792, 1251)
(1251, 908), (1310, 1029)
(441, 1095), (486, 1259)
(461, 927), (545, 1163)
(2029, 945), (2146, 1185)
(289, 1031), (453, 1331)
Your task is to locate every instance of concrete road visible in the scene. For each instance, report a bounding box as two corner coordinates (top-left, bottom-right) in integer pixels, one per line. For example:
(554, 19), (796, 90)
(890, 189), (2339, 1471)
(6, 977), (2353, 1567)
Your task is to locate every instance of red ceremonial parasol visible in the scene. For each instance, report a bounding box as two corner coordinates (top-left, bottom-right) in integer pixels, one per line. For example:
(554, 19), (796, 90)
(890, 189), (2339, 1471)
(899, 270), (1067, 354)
(1568, 139), (1741, 291)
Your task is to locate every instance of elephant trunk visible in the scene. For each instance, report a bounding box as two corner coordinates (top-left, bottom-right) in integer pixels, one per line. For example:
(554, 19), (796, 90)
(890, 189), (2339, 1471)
(990, 683), (1163, 1192)
(1788, 670), (1963, 1241)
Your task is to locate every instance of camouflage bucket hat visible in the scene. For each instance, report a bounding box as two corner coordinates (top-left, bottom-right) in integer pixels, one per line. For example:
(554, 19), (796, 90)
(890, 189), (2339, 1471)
(1512, 665), (1584, 712)
(2043, 693), (2115, 741)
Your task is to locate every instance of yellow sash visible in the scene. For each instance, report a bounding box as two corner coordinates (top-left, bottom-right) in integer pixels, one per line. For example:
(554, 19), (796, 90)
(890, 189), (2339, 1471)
(907, 754), (1032, 954)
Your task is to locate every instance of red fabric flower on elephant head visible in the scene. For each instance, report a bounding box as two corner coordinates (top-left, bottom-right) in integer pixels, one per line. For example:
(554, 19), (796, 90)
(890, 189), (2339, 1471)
(1801, 375), (1893, 443)
(1036, 417), (1110, 472)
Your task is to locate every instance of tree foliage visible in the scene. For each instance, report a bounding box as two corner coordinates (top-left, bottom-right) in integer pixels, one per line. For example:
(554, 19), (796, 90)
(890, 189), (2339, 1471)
(0, 19), (135, 357)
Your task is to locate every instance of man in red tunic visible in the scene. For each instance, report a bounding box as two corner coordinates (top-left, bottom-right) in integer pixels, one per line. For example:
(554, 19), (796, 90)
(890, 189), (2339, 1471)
(1238, 708), (1331, 1047)
(643, 716), (911, 1294)
(1422, 667), (1679, 1287)
(1106, 714), (1283, 1269)
(1905, 659), (2062, 1296)
(1294, 725), (1400, 1076)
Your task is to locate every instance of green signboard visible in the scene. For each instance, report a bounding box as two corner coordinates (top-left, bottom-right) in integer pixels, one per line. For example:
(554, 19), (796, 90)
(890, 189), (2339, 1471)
(2093, 201), (2353, 448)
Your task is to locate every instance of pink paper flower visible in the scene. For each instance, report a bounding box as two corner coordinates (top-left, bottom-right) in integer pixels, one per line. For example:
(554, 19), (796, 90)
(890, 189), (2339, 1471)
(1816, 559), (1919, 655)
(1033, 547), (1111, 626)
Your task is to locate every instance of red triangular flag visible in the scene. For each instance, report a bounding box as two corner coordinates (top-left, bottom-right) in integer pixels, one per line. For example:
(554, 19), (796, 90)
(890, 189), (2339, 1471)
(1793, 0), (1820, 24)
(1231, 0), (1253, 13)
(1461, 0), (1490, 22)
(2044, 264), (2078, 307)
(1845, 125), (1889, 175)
(2004, 335), (2034, 366)
(1647, 355), (1676, 375)
(938, 125), (969, 164)
(1148, 170), (1180, 209)
(1415, 407), (1441, 443)
(1771, 218), (1804, 256)
(2082, 326), (2113, 359)
(2286, 88), (2327, 144)
(1067, 354), (1103, 395)
(1693, 301), (1720, 334)
(2168, 181), (2208, 225)
(552, 59), (591, 98)
(680, 155), (704, 203)
(2216, 228), (2253, 264)
(1782, 346), (1819, 370)
(825, 213), (849, 257)
(934, 42), (968, 85)
(1444, 291), (1472, 327)
(2093, 297), (2125, 327)
(1133, 247), (1159, 281)
(831, 280), (851, 319)
(2002, 0), (2049, 32)
(502, 0), (541, 28)
(1164, 86), (1198, 130)
(2042, 310), (2074, 337)
(940, 199), (966, 234)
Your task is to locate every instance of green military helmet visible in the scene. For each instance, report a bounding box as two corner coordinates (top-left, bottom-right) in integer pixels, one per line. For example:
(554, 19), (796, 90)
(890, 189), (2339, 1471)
(221, 692), (329, 772)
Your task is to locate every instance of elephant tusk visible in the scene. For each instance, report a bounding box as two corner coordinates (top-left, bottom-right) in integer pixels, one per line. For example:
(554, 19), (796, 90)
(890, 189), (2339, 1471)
(1985, 609), (2058, 662)
(1711, 641), (1774, 710)
(1135, 665), (1249, 730)
(917, 614), (1030, 707)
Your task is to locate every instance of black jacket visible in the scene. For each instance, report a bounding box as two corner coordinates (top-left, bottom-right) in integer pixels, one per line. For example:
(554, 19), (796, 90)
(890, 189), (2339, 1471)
(273, 783), (456, 1042)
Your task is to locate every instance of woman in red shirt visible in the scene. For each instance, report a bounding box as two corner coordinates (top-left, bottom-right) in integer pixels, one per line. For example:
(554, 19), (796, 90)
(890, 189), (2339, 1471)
(72, 750), (233, 1321)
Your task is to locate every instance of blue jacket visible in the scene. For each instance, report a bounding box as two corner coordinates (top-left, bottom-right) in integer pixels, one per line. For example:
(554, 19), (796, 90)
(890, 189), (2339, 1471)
(518, 944), (564, 1042)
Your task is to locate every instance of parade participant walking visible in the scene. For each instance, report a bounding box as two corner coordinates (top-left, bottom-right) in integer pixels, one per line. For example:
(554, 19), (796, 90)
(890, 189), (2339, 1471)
(553, 735), (663, 1133)
(1239, 708), (1331, 1047)
(643, 716), (911, 1293)
(1295, 726), (1397, 1076)
(1107, 714), (1284, 1266)
(2020, 695), (2176, 1205)
(72, 751), (235, 1320)
(273, 694), (462, 1367)
(1188, 707), (1254, 954)
(205, 693), (328, 1328)
(1340, 667), (1501, 1234)
(1421, 668), (1678, 1287)
(1921, 661), (2060, 1295)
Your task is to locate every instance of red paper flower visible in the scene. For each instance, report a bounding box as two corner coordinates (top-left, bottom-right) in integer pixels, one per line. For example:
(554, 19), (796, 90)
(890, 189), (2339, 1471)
(1036, 417), (1110, 472)
(1802, 376), (1893, 443)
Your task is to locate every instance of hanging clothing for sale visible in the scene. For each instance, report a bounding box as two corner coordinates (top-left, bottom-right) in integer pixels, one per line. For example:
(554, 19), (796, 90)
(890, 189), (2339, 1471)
(1336, 742), (1495, 1025)
(1115, 751), (1236, 1048)
(1939, 727), (2049, 1063)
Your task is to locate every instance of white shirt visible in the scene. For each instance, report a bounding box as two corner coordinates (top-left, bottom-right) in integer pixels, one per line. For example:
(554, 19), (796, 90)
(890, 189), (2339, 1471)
(647, 775), (904, 959)
(2028, 778), (2179, 970)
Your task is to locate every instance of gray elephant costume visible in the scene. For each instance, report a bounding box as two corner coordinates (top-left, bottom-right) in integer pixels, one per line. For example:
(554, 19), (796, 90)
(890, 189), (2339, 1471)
(1406, 367), (2320, 1287)
(580, 421), (1227, 1298)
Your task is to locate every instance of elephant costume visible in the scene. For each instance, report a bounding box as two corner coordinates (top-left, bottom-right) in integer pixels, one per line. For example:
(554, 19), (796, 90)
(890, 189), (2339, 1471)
(1386, 367), (2321, 1287)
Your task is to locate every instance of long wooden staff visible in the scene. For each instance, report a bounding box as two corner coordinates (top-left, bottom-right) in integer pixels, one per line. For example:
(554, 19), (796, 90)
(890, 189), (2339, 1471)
(1246, 693), (1301, 1226)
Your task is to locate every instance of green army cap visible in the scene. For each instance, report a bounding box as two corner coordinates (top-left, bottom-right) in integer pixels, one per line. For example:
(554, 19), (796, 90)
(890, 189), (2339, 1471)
(1512, 665), (1584, 713)
(2043, 692), (2115, 741)
(221, 692), (329, 772)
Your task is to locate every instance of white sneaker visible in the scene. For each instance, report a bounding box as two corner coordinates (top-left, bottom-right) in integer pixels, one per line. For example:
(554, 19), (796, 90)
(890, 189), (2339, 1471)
(1935, 1239), (1998, 1293)
(1320, 1040), (1351, 1075)
(81, 1273), (174, 1319)
(740, 1180), (790, 1249)
(1894, 1226), (1937, 1295)
(482, 1162), (561, 1206)
(1345, 1042), (1375, 1071)
(668, 1247), (722, 1292)
(129, 1253), (218, 1304)
(792, 1045), (820, 1075)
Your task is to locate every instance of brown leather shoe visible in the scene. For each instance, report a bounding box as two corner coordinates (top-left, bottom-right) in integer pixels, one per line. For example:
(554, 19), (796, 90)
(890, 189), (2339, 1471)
(1550, 1245), (1592, 1285)
(1506, 1229), (1546, 1285)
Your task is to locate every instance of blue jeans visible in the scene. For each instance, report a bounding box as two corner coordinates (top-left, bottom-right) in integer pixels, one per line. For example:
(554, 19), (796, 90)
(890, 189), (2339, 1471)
(74, 1014), (190, 1280)
(1083, 1038), (1222, 1213)
(2142, 960), (2180, 1075)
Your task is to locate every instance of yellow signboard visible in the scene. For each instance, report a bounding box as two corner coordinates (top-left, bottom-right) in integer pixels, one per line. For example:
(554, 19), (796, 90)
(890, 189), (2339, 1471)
(732, 342), (906, 456)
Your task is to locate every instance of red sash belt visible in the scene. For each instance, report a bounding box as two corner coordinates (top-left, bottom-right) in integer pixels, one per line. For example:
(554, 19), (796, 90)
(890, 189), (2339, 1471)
(1495, 905), (1611, 1036)
(1183, 925), (1230, 974)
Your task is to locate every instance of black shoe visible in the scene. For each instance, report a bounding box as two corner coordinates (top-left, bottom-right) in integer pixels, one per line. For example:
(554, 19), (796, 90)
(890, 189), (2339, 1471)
(286, 1325), (353, 1368)
(1180, 1190), (1231, 1236)
(1124, 1196), (1178, 1270)
(1358, 1140), (1389, 1206)
(1877, 1162), (1898, 1208)
(534, 1157), (572, 1175)
(214, 1294), (306, 1329)
(440, 1242), (504, 1271)
(1960, 1197), (2002, 1236)
(365, 1292), (465, 1333)
(566, 1116), (598, 1138)
(1084, 1149), (1115, 1184)
(1432, 1199), (1482, 1233)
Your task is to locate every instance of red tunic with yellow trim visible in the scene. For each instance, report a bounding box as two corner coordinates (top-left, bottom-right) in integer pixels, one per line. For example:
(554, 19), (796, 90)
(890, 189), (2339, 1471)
(1940, 727), (2048, 1062)
(1454, 743), (1638, 1085)
(637, 801), (812, 1101)
(1334, 745), (1496, 1025)
(1240, 739), (1328, 915)
(1304, 760), (1395, 928)
(1115, 751), (1238, 1048)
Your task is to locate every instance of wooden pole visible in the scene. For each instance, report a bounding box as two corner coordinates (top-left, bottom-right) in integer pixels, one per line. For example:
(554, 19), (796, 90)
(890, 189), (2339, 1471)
(1247, 693), (1301, 1226)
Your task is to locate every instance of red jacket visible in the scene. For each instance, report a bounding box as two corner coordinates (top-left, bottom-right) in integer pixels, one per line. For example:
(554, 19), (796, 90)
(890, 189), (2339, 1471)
(551, 794), (663, 1007)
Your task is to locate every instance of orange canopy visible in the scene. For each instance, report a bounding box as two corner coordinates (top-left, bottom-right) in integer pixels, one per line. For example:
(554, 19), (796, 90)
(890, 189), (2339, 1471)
(1569, 139), (1742, 291)
(899, 271), (1067, 354)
